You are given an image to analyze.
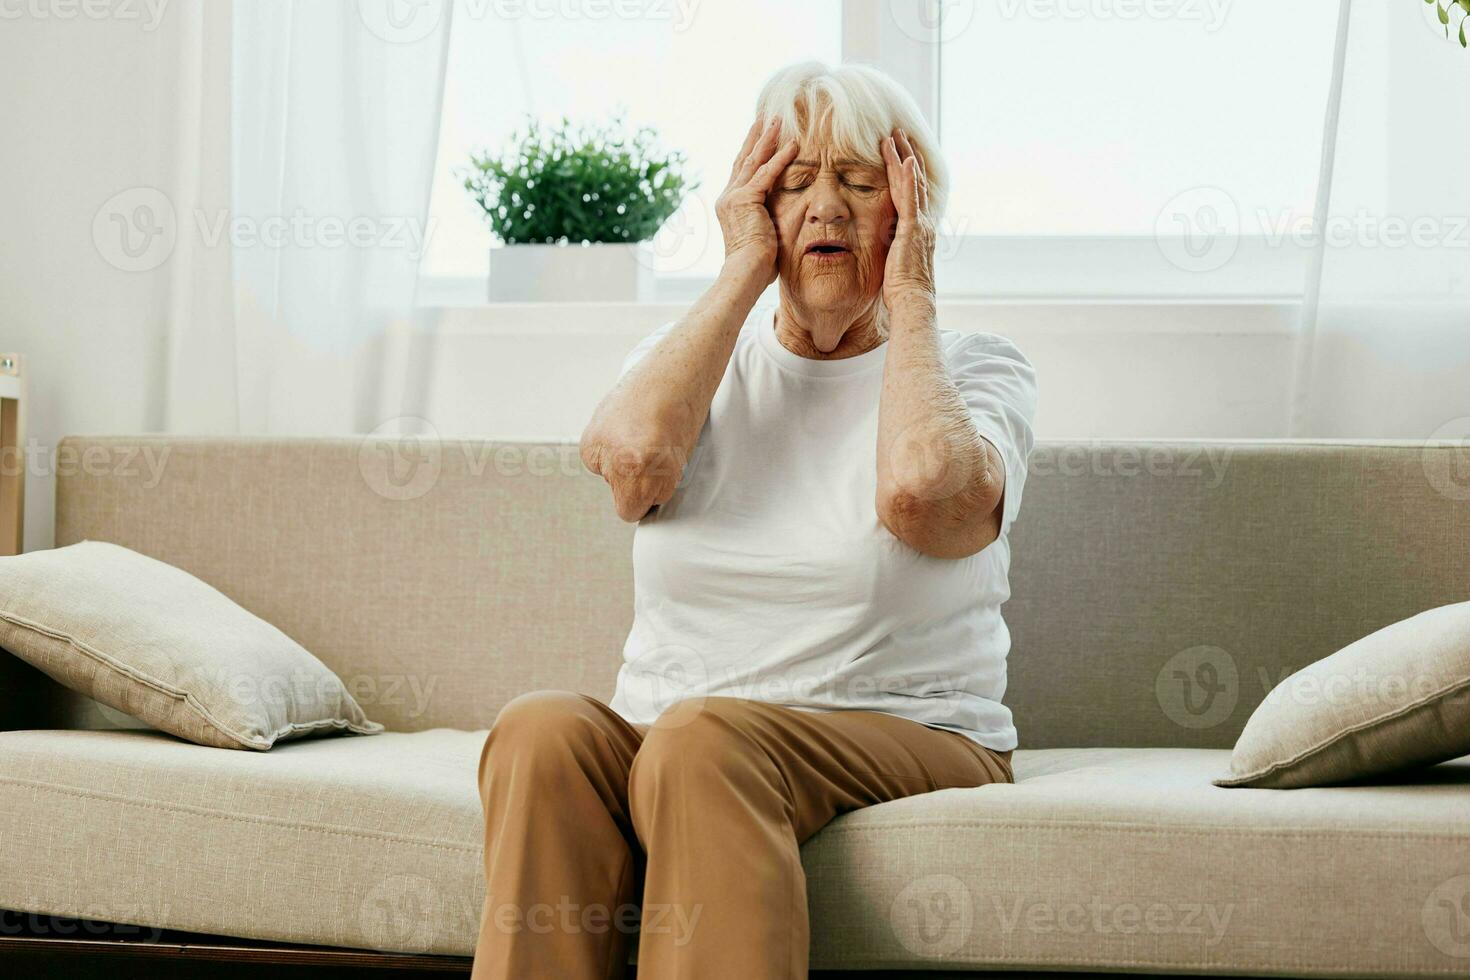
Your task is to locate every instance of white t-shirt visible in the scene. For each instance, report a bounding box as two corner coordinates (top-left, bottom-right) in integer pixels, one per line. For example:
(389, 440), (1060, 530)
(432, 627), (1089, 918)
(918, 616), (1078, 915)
(607, 300), (1038, 750)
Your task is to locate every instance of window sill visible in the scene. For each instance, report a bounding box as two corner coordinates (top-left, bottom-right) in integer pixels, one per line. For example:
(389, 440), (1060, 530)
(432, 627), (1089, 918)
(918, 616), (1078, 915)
(417, 236), (1313, 312)
(414, 295), (1302, 338)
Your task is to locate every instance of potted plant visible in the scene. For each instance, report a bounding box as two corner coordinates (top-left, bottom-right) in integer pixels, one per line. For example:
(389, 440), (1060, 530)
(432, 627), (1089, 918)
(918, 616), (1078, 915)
(464, 114), (696, 302)
(1425, 0), (1470, 46)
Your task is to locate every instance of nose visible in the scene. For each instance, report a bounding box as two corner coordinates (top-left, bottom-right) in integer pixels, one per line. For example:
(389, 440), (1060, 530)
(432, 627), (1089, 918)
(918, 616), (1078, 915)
(805, 177), (850, 227)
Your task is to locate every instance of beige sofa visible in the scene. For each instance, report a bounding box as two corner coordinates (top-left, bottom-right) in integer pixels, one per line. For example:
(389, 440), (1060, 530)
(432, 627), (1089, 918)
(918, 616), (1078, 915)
(2, 435), (1469, 977)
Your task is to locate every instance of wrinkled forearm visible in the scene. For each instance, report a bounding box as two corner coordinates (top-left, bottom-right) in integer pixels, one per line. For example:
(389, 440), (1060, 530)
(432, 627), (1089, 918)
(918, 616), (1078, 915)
(875, 295), (1004, 558)
(581, 261), (769, 521)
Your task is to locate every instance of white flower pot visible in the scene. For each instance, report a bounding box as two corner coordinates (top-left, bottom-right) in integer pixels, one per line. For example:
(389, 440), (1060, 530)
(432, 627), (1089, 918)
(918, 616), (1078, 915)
(488, 242), (655, 302)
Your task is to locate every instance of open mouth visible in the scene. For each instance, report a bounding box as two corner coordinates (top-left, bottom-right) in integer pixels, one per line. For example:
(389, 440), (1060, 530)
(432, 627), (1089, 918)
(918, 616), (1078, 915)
(804, 240), (851, 257)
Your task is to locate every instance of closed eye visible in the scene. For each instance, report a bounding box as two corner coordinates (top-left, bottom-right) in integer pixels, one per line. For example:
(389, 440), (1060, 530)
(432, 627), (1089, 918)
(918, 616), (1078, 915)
(841, 173), (884, 193)
(779, 172), (881, 194)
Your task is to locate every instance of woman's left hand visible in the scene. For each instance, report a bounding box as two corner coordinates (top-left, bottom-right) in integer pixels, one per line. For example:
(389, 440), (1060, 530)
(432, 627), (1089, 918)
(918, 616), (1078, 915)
(880, 129), (938, 310)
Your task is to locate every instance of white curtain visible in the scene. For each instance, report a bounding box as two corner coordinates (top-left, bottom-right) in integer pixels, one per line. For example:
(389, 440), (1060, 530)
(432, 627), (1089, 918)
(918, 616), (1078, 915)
(1290, 0), (1470, 439)
(0, 0), (451, 547)
(164, 0), (238, 434)
(203, 0), (453, 434)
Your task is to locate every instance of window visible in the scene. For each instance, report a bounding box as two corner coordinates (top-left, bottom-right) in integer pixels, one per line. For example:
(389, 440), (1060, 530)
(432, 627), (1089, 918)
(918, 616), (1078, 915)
(420, 0), (1338, 302)
(936, 0), (1338, 298)
(419, 0), (842, 294)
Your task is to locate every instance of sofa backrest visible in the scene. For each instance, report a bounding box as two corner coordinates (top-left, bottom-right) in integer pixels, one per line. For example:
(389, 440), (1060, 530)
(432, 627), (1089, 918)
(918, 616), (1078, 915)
(11, 436), (1469, 748)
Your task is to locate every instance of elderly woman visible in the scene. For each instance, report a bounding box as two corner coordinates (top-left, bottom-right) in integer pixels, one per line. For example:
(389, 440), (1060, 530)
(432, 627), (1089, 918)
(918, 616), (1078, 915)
(472, 61), (1036, 980)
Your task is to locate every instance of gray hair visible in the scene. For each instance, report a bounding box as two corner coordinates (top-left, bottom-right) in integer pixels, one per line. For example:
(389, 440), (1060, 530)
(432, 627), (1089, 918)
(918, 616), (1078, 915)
(754, 60), (949, 221)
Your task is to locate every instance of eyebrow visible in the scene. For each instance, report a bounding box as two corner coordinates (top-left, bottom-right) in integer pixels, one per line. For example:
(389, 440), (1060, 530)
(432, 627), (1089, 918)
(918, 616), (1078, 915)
(789, 158), (880, 169)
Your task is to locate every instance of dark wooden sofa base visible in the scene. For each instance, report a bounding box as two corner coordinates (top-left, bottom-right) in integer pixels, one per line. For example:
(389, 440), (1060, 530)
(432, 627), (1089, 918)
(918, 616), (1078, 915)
(1, 910), (1276, 980)
(0, 910), (466, 979)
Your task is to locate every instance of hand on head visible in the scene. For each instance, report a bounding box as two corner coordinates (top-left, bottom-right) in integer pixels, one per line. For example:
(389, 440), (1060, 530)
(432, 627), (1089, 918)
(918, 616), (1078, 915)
(715, 115), (800, 285)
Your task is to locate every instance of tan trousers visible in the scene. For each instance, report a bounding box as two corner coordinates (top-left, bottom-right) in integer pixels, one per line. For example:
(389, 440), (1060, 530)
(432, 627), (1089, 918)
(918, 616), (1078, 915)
(470, 691), (1013, 980)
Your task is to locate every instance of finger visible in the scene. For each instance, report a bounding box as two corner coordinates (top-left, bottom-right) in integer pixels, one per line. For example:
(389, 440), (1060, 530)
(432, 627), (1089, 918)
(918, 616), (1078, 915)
(910, 153), (927, 214)
(735, 117), (783, 186)
(748, 136), (801, 195)
(895, 127), (917, 162)
(882, 134), (901, 189)
(908, 139), (929, 212)
(887, 157), (911, 221)
(895, 129), (928, 214)
(729, 119), (763, 183)
(882, 136), (912, 218)
(729, 117), (767, 183)
(733, 119), (775, 185)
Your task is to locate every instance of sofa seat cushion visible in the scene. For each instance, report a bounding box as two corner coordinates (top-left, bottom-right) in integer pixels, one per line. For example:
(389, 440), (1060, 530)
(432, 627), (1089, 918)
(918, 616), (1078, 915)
(0, 728), (489, 956)
(1, 734), (1467, 976)
(808, 746), (1470, 977)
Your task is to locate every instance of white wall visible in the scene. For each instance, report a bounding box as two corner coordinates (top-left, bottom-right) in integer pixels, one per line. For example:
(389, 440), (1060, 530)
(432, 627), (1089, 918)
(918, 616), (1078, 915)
(408, 298), (1465, 449)
(0, 5), (193, 550)
(410, 301), (1300, 443)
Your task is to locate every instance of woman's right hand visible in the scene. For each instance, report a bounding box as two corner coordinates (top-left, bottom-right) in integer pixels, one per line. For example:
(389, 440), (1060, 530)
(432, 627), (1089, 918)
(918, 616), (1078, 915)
(715, 116), (800, 285)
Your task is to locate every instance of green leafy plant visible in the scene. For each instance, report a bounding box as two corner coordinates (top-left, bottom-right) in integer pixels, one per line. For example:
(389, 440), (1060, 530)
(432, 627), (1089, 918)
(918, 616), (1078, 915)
(1426, 0), (1470, 47)
(463, 114), (696, 246)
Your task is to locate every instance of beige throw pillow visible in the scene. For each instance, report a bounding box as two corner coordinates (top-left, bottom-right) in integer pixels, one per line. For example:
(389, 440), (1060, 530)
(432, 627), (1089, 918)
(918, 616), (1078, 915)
(0, 541), (382, 750)
(1216, 601), (1470, 788)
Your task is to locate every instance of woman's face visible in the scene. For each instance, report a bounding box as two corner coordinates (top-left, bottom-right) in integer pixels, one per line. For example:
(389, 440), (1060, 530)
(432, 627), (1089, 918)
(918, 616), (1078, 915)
(768, 135), (897, 347)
